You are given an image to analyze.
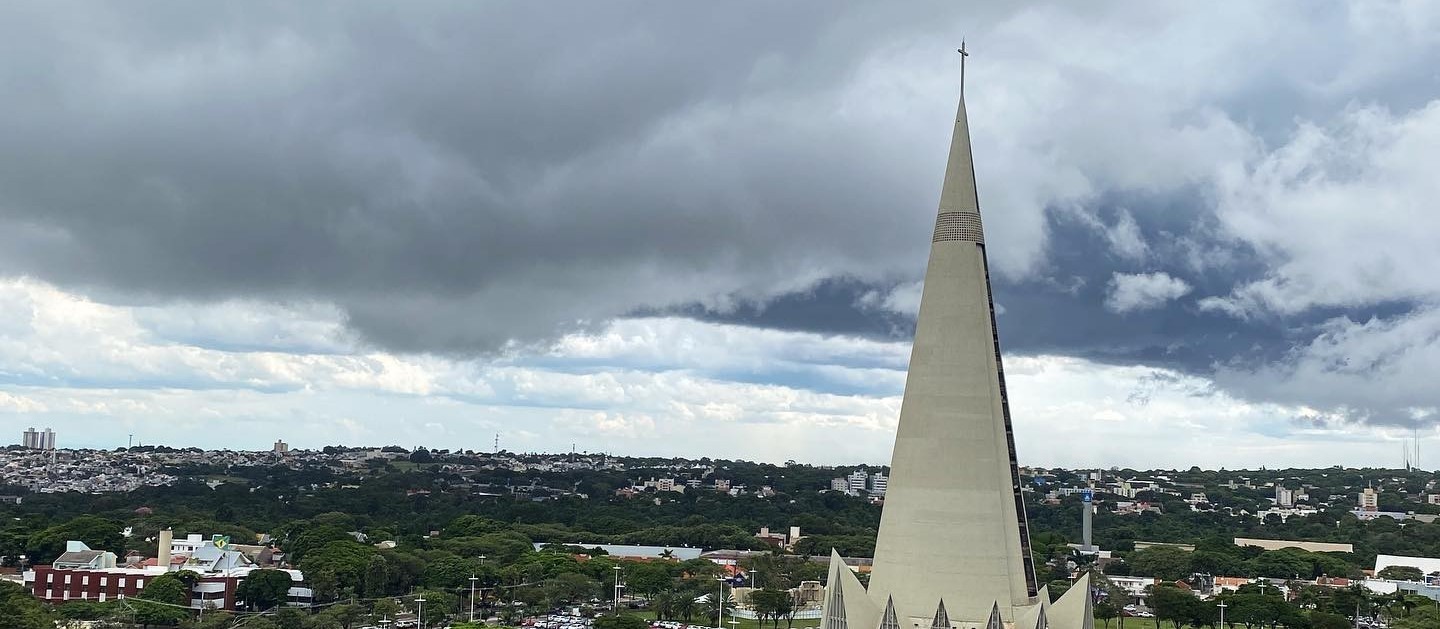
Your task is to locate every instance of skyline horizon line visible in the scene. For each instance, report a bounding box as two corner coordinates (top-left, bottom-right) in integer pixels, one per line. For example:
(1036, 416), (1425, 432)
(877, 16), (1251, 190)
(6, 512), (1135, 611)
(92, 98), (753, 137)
(10, 438), (1437, 475)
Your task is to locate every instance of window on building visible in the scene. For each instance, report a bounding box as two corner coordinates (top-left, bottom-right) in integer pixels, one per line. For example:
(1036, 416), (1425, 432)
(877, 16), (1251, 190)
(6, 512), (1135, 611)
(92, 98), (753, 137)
(118, 577), (126, 587)
(64, 575), (71, 585)
(82, 575), (89, 585)
(100, 577), (108, 587)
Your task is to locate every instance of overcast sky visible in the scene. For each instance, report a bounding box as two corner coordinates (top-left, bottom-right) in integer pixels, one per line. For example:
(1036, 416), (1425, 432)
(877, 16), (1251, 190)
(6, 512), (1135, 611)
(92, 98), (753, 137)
(2, 1), (1439, 468)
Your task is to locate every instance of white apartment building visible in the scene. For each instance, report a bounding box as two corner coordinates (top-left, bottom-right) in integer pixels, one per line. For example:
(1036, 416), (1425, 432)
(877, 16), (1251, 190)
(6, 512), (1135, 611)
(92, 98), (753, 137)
(21, 427), (56, 450)
(870, 472), (888, 496)
(847, 469), (868, 494)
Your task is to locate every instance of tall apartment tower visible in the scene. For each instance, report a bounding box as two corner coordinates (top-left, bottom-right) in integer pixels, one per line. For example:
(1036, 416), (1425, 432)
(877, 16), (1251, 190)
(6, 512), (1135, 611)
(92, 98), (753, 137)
(1360, 486), (1379, 512)
(819, 54), (1092, 629)
(22, 428), (55, 450)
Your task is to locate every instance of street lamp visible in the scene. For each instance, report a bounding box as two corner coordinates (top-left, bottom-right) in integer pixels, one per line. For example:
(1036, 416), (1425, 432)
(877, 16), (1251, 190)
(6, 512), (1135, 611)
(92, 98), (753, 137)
(715, 575), (728, 629)
(614, 566), (624, 613)
(470, 574), (481, 622)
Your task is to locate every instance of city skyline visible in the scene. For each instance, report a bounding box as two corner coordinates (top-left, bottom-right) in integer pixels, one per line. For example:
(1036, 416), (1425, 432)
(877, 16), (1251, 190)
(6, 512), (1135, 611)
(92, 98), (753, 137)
(2, 3), (1440, 468)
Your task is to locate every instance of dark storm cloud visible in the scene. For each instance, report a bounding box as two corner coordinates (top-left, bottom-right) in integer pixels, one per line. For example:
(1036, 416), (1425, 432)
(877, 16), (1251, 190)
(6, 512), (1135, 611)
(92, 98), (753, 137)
(692, 184), (1440, 428)
(3, 1), (1440, 430)
(0, 0), (986, 351)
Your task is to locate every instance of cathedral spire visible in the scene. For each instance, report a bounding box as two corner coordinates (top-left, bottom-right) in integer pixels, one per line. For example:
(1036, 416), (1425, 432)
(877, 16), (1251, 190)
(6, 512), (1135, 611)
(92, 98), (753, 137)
(819, 48), (1092, 628)
(862, 47), (1038, 624)
(937, 46), (981, 219)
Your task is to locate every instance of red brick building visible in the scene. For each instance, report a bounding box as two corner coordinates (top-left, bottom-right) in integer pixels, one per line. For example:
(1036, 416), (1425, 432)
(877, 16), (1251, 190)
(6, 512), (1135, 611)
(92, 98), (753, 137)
(28, 566), (243, 610)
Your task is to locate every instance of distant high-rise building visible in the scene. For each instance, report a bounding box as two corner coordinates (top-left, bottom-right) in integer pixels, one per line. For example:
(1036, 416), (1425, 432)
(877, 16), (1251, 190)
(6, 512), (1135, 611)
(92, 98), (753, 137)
(1274, 485), (1295, 507)
(829, 477), (849, 492)
(23, 427), (56, 450)
(869, 472), (888, 496)
(1360, 486), (1380, 512)
(847, 469), (868, 494)
(273, 439), (289, 454)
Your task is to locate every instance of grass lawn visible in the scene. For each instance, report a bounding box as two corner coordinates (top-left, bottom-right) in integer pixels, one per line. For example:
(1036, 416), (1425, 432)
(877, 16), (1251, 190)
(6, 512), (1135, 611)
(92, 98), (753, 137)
(1100, 621), (1183, 629)
(626, 610), (820, 629)
(627, 611), (1179, 629)
(204, 474), (251, 484)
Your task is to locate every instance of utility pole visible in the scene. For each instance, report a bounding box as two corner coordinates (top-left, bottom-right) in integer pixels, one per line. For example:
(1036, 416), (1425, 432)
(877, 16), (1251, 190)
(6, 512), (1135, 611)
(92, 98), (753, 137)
(416, 595), (427, 629)
(1217, 600), (1226, 628)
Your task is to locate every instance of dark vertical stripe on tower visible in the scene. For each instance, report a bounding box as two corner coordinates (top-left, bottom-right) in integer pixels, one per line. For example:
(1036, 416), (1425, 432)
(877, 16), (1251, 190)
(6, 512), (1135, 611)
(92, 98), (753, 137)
(978, 243), (1039, 598)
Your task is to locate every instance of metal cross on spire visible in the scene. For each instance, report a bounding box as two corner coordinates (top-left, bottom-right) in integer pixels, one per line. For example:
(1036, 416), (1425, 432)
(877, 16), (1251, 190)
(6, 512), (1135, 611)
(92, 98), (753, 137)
(958, 40), (969, 97)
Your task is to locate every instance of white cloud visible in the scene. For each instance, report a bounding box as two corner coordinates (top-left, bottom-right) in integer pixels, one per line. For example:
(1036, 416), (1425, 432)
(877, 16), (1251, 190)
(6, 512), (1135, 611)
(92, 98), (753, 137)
(856, 281), (923, 317)
(1205, 103), (1440, 317)
(1104, 272), (1192, 313)
(0, 276), (1427, 467)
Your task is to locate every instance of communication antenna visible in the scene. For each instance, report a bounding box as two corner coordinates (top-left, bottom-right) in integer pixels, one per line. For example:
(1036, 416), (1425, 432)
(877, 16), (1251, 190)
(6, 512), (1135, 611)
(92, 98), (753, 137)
(494, 433), (500, 454)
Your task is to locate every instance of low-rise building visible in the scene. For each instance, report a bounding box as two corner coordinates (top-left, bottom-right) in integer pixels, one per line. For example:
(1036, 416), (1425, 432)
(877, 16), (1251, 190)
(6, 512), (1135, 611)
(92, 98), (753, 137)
(1233, 538), (1354, 553)
(24, 536), (310, 611)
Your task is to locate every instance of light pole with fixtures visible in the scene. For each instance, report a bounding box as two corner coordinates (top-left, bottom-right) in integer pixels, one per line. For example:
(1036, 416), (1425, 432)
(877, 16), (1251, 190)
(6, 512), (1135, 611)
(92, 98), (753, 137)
(714, 575), (728, 629)
(470, 574), (480, 622)
(613, 565), (624, 613)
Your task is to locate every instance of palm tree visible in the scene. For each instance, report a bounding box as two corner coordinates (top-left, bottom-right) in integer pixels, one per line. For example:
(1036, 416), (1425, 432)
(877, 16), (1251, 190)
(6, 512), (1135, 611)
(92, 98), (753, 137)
(702, 591), (736, 627)
(673, 592), (697, 622)
(651, 592), (676, 620)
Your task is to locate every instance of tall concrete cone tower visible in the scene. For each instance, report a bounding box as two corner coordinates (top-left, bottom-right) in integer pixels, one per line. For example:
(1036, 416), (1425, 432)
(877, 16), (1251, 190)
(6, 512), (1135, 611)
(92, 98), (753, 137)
(863, 57), (1037, 626)
(819, 51), (1093, 629)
